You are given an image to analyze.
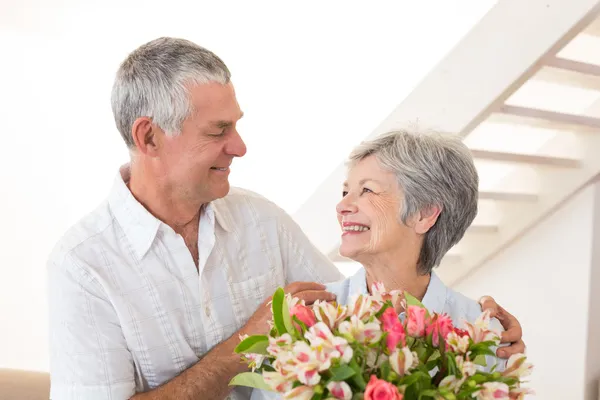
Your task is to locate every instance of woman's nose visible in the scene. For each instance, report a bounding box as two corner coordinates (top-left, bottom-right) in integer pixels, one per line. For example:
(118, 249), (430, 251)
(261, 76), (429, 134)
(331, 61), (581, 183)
(336, 195), (358, 215)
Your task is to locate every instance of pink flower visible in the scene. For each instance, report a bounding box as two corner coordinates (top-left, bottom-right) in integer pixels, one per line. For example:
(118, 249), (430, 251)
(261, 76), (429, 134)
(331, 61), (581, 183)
(426, 313), (454, 347)
(406, 306), (427, 337)
(364, 375), (403, 400)
(290, 304), (317, 329)
(381, 307), (406, 351)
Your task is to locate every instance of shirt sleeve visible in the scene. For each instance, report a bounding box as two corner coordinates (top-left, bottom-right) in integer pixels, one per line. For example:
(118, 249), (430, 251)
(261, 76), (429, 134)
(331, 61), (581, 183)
(47, 253), (136, 400)
(276, 208), (344, 285)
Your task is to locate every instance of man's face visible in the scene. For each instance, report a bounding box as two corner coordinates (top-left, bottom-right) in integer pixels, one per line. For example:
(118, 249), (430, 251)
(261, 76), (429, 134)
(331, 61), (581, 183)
(156, 82), (246, 204)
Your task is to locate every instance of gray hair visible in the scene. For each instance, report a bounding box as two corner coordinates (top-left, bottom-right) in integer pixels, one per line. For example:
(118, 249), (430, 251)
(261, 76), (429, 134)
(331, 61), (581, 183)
(348, 130), (478, 275)
(111, 37), (231, 148)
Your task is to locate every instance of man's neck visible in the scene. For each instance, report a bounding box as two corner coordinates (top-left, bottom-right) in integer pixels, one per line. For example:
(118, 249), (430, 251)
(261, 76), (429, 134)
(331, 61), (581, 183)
(361, 249), (430, 301)
(126, 163), (203, 234)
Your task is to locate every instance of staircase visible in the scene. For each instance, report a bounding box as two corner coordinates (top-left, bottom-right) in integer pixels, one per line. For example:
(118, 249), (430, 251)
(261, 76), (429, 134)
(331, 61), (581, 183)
(293, 0), (600, 286)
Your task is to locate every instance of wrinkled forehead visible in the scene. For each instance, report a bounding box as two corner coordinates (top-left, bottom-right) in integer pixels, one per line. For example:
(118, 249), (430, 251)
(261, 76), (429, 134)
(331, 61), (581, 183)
(344, 155), (398, 189)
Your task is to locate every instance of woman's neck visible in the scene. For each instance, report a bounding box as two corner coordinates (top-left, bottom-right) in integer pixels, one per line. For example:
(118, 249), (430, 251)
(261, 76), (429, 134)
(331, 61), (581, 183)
(361, 250), (430, 301)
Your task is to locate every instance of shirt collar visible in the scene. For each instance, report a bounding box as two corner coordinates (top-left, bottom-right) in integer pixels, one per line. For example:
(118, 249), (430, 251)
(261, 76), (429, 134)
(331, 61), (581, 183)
(108, 164), (234, 259)
(210, 197), (233, 233)
(346, 268), (448, 314)
(108, 165), (161, 260)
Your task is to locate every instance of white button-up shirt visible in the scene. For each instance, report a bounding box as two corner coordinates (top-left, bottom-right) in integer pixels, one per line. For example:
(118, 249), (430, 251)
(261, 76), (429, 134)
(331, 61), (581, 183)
(47, 167), (343, 400)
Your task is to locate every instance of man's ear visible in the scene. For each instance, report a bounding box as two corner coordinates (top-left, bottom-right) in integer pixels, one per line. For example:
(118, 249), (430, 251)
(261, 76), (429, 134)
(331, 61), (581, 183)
(414, 205), (442, 234)
(131, 117), (161, 156)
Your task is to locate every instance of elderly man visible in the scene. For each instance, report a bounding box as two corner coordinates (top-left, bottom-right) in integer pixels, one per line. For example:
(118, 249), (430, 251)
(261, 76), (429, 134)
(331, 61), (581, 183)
(47, 37), (525, 400)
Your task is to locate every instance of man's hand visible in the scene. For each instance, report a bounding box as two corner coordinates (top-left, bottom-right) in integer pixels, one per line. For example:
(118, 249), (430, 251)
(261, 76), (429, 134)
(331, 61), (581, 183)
(479, 296), (525, 359)
(240, 281), (336, 336)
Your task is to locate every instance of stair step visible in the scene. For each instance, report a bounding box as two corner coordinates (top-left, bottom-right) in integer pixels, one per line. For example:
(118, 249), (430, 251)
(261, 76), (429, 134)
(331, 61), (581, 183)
(479, 190), (538, 202)
(470, 148), (580, 167)
(497, 104), (600, 130)
(535, 57), (600, 91)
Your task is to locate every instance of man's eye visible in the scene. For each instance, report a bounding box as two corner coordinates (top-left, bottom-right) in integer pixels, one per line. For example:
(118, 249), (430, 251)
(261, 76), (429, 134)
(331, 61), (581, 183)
(342, 191), (348, 197)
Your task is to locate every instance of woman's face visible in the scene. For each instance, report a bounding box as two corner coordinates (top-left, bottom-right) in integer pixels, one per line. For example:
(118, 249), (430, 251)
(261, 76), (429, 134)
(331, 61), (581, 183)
(336, 155), (414, 262)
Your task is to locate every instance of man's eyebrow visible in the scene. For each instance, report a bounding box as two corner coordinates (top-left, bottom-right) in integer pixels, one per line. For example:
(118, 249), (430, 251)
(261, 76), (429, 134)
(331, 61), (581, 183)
(210, 112), (244, 129)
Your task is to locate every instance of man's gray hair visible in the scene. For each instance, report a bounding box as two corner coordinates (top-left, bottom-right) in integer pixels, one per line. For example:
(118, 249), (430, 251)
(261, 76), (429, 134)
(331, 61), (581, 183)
(348, 130), (478, 275)
(111, 37), (231, 148)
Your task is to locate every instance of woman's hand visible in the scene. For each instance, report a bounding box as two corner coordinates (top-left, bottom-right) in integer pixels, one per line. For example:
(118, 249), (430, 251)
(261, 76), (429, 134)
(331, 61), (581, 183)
(478, 296), (526, 359)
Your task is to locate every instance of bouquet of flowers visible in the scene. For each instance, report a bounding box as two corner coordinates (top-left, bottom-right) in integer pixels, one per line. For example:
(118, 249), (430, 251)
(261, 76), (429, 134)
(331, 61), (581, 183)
(230, 284), (533, 400)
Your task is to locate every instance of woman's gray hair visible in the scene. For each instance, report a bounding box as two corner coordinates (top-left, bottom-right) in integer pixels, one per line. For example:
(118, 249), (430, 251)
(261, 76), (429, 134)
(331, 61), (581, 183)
(111, 37), (231, 148)
(348, 130), (478, 275)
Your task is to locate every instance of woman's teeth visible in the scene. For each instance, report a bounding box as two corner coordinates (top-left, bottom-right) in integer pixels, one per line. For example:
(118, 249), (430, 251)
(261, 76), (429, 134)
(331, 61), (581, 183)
(343, 225), (370, 232)
(211, 167), (228, 171)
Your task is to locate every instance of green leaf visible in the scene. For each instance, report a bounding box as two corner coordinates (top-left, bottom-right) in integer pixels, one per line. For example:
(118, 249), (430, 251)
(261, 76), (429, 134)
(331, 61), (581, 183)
(271, 287), (287, 335)
(418, 389), (439, 400)
(380, 360), (391, 380)
(234, 335), (269, 354)
(348, 359), (367, 390)
(473, 354), (488, 366)
(229, 372), (273, 391)
(328, 364), (356, 382)
(351, 394), (365, 400)
(404, 291), (430, 318)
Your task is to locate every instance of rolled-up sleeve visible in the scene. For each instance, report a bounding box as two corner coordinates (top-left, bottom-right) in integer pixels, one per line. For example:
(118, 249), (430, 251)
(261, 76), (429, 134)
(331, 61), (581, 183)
(48, 253), (135, 400)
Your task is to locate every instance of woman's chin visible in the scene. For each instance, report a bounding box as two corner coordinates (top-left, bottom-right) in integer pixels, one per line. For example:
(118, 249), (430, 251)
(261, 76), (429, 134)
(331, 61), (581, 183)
(338, 246), (359, 261)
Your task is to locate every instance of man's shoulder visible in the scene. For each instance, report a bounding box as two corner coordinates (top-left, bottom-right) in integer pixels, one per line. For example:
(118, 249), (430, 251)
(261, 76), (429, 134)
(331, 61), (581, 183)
(47, 200), (116, 268)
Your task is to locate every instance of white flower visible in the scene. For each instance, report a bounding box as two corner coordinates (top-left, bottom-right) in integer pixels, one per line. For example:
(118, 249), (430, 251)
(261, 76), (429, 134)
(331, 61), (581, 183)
(445, 331), (470, 353)
(456, 355), (476, 377)
(370, 282), (403, 309)
(326, 381), (353, 400)
(305, 322), (353, 363)
(289, 341), (330, 386)
(284, 385), (314, 400)
(476, 382), (510, 400)
(338, 315), (382, 345)
(509, 387), (535, 399)
(347, 294), (379, 320)
(366, 348), (388, 369)
(464, 310), (500, 345)
(267, 333), (293, 356)
(263, 370), (295, 393)
(439, 375), (464, 393)
(389, 346), (415, 377)
(313, 300), (348, 330)
(503, 353), (533, 379)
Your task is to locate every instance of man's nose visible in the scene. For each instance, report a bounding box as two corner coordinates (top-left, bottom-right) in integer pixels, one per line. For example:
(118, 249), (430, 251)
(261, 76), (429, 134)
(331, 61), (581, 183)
(225, 129), (247, 157)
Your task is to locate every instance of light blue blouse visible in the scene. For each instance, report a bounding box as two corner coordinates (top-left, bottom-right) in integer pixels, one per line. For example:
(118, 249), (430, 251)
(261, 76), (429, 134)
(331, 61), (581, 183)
(250, 268), (505, 399)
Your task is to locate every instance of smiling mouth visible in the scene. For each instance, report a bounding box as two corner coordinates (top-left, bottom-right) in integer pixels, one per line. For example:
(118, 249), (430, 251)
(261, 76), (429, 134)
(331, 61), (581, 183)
(342, 225), (370, 232)
(210, 167), (229, 171)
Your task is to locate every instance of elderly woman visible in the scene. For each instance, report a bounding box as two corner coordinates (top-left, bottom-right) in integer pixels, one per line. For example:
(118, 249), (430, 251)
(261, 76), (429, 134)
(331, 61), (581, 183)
(251, 130), (512, 399)
(327, 129), (505, 369)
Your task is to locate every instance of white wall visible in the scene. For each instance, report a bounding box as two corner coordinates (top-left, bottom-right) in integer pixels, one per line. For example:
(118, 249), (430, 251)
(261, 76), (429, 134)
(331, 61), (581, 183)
(454, 182), (598, 400)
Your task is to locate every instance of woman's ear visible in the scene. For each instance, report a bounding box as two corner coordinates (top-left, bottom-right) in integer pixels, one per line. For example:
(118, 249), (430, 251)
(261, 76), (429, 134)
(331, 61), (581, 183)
(131, 117), (161, 156)
(414, 205), (442, 234)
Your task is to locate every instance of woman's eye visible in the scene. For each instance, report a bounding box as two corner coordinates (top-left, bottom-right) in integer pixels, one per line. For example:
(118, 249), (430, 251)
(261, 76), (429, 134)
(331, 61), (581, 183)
(342, 191), (348, 197)
(362, 187), (373, 194)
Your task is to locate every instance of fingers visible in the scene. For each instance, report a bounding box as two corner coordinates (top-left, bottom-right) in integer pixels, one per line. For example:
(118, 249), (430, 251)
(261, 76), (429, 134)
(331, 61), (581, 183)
(294, 289), (336, 305)
(284, 281), (327, 294)
(497, 339), (526, 359)
(479, 295), (500, 319)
